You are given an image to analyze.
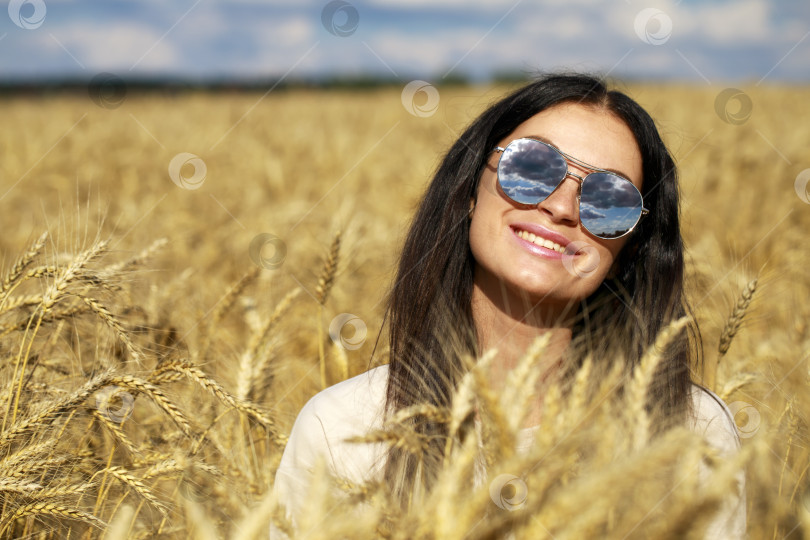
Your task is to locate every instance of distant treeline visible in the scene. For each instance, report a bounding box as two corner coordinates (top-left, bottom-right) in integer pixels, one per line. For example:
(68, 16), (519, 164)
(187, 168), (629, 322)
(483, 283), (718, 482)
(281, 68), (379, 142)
(0, 72), (534, 96)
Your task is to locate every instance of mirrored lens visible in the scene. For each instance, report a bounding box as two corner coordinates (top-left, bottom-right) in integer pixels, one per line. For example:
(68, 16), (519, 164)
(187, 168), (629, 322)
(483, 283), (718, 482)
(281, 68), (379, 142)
(580, 172), (643, 239)
(497, 139), (567, 205)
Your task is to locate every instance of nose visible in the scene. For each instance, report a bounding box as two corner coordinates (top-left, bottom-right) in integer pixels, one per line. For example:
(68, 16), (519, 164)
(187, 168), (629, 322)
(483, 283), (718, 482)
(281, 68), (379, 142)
(537, 172), (581, 226)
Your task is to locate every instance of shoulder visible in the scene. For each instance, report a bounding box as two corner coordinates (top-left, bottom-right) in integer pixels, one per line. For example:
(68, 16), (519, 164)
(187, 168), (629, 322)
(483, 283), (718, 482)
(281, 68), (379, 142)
(687, 384), (748, 538)
(280, 364), (389, 480)
(687, 383), (741, 455)
(300, 363), (389, 431)
(271, 365), (389, 537)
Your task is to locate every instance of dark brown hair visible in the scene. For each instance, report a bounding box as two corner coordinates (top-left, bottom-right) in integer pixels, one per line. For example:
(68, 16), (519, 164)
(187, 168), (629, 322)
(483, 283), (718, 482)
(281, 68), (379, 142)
(373, 72), (700, 508)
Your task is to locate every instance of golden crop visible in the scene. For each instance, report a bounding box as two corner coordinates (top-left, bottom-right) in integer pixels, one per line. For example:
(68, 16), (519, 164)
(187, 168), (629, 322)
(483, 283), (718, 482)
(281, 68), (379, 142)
(0, 83), (808, 538)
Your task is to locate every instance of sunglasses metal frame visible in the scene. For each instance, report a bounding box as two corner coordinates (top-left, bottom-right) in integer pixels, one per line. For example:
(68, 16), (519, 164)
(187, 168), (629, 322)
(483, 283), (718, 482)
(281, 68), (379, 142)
(492, 137), (649, 239)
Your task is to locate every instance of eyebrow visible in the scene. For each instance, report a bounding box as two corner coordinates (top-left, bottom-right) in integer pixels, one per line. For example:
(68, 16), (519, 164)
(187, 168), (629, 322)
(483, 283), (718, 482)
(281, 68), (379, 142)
(523, 134), (635, 181)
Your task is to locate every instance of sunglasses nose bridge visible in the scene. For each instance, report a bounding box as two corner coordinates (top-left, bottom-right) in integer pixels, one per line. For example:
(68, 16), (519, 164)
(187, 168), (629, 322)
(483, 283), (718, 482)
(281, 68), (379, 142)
(536, 169), (582, 225)
(562, 170), (584, 187)
(555, 170), (584, 201)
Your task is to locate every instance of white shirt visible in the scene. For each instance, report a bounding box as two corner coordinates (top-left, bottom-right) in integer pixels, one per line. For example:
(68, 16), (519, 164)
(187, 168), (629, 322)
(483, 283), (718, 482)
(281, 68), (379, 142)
(270, 364), (746, 538)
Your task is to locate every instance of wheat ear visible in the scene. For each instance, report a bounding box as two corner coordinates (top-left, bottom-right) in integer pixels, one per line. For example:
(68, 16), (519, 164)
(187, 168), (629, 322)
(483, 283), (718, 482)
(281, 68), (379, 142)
(103, 466), (167, 516)
(199, 266), (261, 358)
(236, 287), (300, 400)
(627, 316), (689, 451)
(109, 375), (192, 436)
(151, 361), (282, 441)
(100, 237), (168, 276)
(717, 278), (758, 358)
(81, 297), (141, 362)
(4, 240), (108, 430)
(1, 502), (105, 533)
(316, 230), (341, 389)
(0, 231), (48, 295)
(0, 371), (114, 445)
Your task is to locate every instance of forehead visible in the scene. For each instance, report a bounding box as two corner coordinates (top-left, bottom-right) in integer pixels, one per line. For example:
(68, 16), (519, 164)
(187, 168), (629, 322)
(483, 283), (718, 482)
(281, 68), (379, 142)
(503, 103), (644, 189)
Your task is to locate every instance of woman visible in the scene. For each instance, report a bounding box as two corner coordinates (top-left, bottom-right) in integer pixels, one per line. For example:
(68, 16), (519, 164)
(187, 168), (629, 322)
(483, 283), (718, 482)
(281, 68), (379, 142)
(271, 73), (745, 538)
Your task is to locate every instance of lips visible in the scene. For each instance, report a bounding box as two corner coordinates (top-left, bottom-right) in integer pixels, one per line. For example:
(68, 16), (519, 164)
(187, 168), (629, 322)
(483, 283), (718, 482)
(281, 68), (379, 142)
(509, 222), (572, 252)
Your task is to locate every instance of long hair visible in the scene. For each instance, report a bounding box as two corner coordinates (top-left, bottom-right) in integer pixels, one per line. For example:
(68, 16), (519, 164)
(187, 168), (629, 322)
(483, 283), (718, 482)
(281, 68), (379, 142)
(374, 72), (701, 507)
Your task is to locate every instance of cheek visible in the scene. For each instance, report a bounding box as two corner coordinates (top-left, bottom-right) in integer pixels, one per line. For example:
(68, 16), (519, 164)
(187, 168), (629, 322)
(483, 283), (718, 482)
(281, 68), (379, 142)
(467, 204), (491, 260)
(562, 237), (623, 286)
(476, 167), (501, 201)
(564, 246), (613, 284)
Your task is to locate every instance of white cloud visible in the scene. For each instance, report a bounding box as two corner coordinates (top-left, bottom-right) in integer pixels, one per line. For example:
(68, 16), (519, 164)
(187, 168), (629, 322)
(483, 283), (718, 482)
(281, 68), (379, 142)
(51, 22), (180, 71)
(366, 0), (520, 8)
(606, 0), (774, 46)
(1, 0), (806, 81)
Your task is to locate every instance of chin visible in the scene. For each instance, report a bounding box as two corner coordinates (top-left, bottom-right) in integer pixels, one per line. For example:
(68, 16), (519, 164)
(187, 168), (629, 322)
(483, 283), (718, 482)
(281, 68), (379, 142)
(507, 273), (603, 304)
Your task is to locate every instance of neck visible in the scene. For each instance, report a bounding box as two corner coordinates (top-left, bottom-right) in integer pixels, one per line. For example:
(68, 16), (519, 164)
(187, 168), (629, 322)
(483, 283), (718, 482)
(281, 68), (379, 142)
(471, 270), (576, 428)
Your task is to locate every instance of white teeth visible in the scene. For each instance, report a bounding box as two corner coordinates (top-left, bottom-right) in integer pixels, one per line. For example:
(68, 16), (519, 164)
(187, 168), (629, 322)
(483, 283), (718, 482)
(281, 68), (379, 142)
(516, 229), (565, 253)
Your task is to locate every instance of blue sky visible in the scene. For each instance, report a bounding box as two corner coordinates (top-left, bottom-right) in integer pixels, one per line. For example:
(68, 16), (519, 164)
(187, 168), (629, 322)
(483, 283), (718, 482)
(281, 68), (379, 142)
(1, 0), (808, 82)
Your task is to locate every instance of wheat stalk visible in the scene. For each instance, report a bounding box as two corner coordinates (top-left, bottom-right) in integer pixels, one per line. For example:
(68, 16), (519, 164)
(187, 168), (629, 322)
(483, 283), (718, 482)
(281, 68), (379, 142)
(315, 230), (341, 305)
(331, 340), (350, 383)
(502, 332), (552, 434)
(236, 287), (300, 401)
(446, 350), (496, 457)
(315, 230), (342, 389)
(0, 301), (90, 339)
(718, 373), (757, 402)
(385, 403), (452, 426)
(3, 240), (108, 430)
(345, 425), (429, 455)
(627, 316), (689, 451)
(100, 237), (168, 276)
(199, 266), (261, 359)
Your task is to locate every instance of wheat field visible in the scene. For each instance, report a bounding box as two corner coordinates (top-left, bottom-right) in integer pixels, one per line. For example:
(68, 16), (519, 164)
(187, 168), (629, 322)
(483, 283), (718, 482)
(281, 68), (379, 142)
(0, 82), (809, 538)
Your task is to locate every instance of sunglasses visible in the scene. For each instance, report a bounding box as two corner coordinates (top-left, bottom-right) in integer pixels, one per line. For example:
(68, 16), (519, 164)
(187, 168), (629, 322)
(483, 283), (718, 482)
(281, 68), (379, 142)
(493, 138), (649, 239)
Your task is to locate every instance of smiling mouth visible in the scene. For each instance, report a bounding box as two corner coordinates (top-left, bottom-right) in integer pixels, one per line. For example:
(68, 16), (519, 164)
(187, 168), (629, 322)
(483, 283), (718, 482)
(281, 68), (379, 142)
(513, 227), (567, 253)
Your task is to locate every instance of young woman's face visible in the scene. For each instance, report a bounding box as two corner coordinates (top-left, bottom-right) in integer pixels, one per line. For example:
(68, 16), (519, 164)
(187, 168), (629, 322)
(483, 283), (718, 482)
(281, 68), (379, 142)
(469, 102), (644, 307)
